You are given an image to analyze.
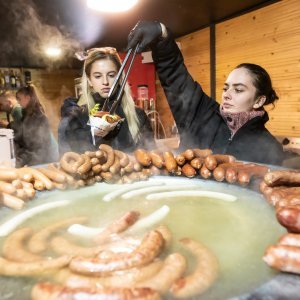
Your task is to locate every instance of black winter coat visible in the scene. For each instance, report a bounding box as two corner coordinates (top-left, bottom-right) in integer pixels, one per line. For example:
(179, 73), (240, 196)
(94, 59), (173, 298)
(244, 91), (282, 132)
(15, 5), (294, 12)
(58, 93), (154, 156)
(12, 110), (59, 167)
(151, 31), (285, 166)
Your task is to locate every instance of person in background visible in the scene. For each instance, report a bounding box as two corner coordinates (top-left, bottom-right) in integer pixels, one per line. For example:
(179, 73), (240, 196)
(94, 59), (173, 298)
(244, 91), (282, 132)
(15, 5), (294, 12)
(0, 91), (22, 128)
(13, 85), (59, 167)
(127, 21), (287, 165)
(58, 47), (154, 156)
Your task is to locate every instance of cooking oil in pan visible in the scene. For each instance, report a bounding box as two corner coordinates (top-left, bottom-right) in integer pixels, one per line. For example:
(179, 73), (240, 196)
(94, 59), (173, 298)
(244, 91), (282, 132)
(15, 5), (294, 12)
(0, 177), (285, 300)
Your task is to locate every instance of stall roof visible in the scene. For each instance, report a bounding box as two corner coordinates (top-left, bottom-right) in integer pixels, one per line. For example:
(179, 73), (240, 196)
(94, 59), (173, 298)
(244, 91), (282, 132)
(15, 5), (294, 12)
(0, 0), (278, 68)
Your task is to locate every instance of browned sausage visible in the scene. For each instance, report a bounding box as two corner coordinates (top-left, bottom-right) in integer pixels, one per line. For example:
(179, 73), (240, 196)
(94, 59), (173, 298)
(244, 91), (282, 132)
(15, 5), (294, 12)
(264, 170), (300, 187)
(181, 149), (195, 161)
(225, 168), (238, 184)
(163, 151), (178, 174)
(190, 158), (203, 170)
(278, 233), (300, 247)
(48, 163), (75, 186)
(276, 205), (300, 233)
(60, 152), (84, 174)
(134, 149), (152, 167)
(77, 154), (92, 175)
(263, 244), (300, 274)
(200, 165), (211, 179)
(212, 166), (225, 182)
(85, 151), (96, 158)
(193, 148), (213, 158)
(237, 171), (251, 186)
(175, 154), (186, 166)
(204, 154), (236, 171)
(276, 195), (300, 208)
(90, 157), (100, 166)
(92, 164), (102, 174)
(149, 151), (164, 168)
(99, 144), (115, 172)
(114, 150), (129, 168)
(109, 156), (121, 175)
(181, 163), (197, 178)
(31, 282), (161, 300)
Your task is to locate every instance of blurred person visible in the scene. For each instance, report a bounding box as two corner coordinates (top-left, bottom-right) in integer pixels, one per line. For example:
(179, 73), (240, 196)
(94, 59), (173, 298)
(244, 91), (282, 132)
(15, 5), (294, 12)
(127, 21), (287, 165)
(13, 85), (59, 167)
(58, 47), (154, 156)
(0, 91), (22, 128)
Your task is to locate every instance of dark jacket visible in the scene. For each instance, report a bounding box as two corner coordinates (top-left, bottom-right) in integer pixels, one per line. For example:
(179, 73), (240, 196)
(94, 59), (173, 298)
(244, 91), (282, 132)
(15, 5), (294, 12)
(58, 93), (154, 156)
(12, 109), (59, 167)
(151, 31), (285, 166)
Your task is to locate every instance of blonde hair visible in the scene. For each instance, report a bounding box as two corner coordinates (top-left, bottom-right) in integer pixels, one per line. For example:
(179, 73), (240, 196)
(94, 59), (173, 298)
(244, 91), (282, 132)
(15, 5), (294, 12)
(78, 48), (141, 142)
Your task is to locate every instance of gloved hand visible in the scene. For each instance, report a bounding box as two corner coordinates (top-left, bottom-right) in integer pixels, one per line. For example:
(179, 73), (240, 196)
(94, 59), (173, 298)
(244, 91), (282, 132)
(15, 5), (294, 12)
(127, 21), (163, 53)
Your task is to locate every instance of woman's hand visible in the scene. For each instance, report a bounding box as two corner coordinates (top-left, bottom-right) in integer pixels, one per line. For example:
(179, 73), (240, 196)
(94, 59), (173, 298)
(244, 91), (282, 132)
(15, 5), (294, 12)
(127, 21), (163, 53)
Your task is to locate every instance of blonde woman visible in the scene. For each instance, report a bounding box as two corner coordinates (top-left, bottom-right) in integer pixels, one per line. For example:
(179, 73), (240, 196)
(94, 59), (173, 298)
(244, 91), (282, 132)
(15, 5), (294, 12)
(58, 47), (154, 155)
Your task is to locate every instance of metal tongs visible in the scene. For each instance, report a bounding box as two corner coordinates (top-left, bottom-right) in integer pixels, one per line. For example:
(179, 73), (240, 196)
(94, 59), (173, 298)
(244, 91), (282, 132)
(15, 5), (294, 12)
(101, 43), (140, 115)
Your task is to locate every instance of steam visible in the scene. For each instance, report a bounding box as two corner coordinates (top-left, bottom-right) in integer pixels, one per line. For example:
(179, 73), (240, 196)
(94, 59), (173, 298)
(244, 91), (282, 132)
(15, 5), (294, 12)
(0, 0), (83, 68)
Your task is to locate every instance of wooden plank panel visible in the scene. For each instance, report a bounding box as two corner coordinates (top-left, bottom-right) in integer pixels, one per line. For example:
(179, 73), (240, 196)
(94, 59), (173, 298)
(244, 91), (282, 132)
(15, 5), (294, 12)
(216, 0), (300, 137)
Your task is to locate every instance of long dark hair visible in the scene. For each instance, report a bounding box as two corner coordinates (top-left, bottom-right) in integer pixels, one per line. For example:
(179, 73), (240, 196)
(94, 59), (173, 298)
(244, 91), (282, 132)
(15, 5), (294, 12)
(16, 85), (45, 116)
(236, 63), (279, 106)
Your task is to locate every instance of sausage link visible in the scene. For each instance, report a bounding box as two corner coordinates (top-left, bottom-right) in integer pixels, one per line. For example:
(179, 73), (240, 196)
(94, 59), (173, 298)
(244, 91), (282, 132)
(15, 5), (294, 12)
(193, 148), (213, 158)
(37, 168), (66, 183)
(0, 192), (25, 210)
(134, 149), (152, 167)
(200, 165), (211, 179)
(114, 150), (130, 167)
(182, 163), (197, 178)
(99, 144), (115, 172)
(190, 158), (203, 170)
(213, 166), (225, 182)
(149, 151), (164, 168)
(163, 151), (178, 174)
(181, 149), (195, 161)
(276, 206), (300, 233)
(264, 170), (300, 187)
(175, 154), (186, 166)
(0, 181), (17, 195)
(77, 154), (92, 175)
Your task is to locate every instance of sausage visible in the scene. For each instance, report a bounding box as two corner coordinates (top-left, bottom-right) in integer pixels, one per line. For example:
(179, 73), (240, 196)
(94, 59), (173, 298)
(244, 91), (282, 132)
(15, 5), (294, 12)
(264, 170), (300, 187)
(225, 168), (238, 184)
(33, 180), (46, 191)
(213, 166), (225, 182)
(175, 154), (186, 166)
(100, 172), (114, 183)
(28, 216), (87, 254)
(31, 282), (161, 300)
(190, 158), (203, 170)
(149, 151), (164, 168)
(163, 151), (178, 174)
(99, 144), (115, 172)
(60, 152), (84, 174)
(114, 150), (130, 168)
(278, 233), (300, 247)
(94, 211), (140, 244)
(0, 192), (25, 210)
(69, 230), (164, 275)
(0, 168), (19, 182)
(263, 244), (300, 274)
(237, 171), (251, 186)
(0, 255), (71, 277)
(181, 149), (195, 161)
(269, 187), (300, 206)
(15, 189), (28, 200)
(204, 154), (236, 171)
(134, 149), (152, 167)
(124, 161), (134, 173)
(276, 206), (300, 233)
(138, 253), (187, 293)
(37, 168), (66, 184)
(92, 164), (102, 174)
(276, 195), (300, 208)
(51, 236), (105, 257)
(11, 179), (23, 189)
(2, 227), (41, 262)
(48, 163), (75, 186)
(200, 165), (211, 179)
(109, 156), (121, 175)
(23, 188), (36, 200)
(170, 238), (219, 298)
(0, 180), (17, 195)
(193, 148), (213, 158)
(19, 168), (53, 190)
(90, 157), (100, 166)
(85, 151), (96, 158)
(60, 260), (163, 289)
(181, 163), (197, 178)
(149, 165), (161, 176)
(77, 154), (92, 175)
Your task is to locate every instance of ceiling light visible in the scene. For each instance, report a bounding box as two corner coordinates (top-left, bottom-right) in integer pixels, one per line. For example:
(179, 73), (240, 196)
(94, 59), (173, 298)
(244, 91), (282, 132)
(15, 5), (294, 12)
(87, 0), (138, 13)
(45, 47), (62, 58)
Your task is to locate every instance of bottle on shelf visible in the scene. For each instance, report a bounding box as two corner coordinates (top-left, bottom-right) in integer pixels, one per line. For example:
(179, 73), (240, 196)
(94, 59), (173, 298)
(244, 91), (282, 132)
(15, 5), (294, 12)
(9, 69), (16, 88)
(15, 71), (21, 88)
(24, 70), (31, 85)
(4, 70), (10, 89)
(0, 70), (5, 89)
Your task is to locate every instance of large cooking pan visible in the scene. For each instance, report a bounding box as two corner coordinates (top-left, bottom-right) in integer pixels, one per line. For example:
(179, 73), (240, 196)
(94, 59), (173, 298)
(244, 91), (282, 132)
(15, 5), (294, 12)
(0, 174), (299, 299)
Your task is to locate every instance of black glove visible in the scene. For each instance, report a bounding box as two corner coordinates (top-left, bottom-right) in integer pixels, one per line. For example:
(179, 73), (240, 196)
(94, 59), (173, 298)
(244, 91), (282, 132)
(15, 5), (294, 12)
(127, 21), (162, 53)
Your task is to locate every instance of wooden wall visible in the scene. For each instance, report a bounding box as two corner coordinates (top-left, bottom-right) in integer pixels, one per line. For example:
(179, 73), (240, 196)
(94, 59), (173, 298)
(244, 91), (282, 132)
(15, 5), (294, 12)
(30, 68), (79, 139)
(216, 0), (300, 137)
(156, 0), (300, 139)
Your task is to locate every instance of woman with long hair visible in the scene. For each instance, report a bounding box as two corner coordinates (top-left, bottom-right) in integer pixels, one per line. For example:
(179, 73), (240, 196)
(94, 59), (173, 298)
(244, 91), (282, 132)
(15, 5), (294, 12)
(13, 85), (58, 167)
(58, 47), (154, 155)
